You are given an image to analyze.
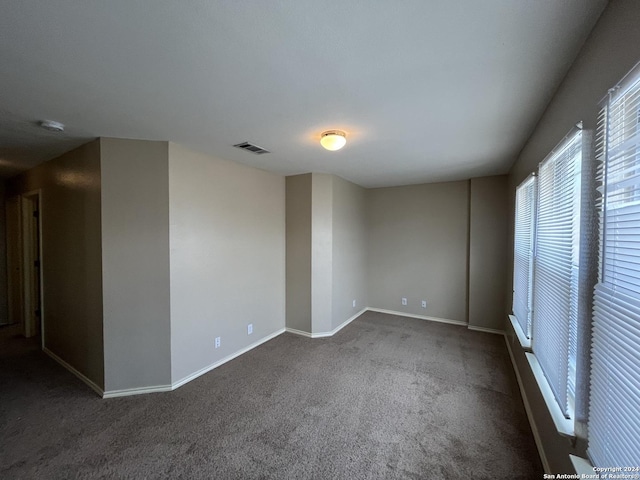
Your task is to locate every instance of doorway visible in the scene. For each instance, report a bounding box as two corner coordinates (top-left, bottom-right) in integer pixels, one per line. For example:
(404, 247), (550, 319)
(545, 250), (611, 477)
(6, 191), (43, 343)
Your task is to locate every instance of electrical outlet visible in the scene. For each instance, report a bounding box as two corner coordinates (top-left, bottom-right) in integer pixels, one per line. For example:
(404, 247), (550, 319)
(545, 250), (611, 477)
(402, 297), (407, 306)
(422, 300), (427, 308)
(352, 299), (356, 308)
(247, 324), (253, 335)
(215, 336), (221, 348)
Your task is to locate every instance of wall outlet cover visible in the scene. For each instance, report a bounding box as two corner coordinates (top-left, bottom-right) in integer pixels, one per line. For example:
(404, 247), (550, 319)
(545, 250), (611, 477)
(402, 297), (407, 306)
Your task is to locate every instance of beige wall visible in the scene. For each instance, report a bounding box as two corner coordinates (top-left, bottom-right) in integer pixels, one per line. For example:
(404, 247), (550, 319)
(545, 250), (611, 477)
(469, 175), (509, 331)
(100, 138), (172, 393)
(311, 173), (333, 334)
(366, 181), (469, 322)
(331, 175), (368, 330)
(286, 173), (368, 334)
(287, 175), (507, 332)
(7, 140), (104, 389)
(285, 174), (312, 333)
(506, 0), (640, 473)
(168, 143), (285, 384)
(3, 136), (508, 396)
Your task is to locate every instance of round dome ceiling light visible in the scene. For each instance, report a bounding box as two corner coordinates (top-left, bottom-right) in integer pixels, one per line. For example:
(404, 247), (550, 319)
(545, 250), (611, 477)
(320, 130), (346, 151)
(39, 120), (65, 132)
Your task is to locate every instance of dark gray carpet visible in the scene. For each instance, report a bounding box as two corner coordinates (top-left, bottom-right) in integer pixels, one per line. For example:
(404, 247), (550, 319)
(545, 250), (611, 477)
(0, 312), (542, 479)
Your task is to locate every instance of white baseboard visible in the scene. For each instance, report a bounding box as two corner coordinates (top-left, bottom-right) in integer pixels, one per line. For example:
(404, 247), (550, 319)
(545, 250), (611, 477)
(57, 309), (497, 400)
(103, 384), (172, 399)
(170, 327), (286, 391)
(467, 325), (504, 335)
(504, 335), (551, 473)
(102, 328), (287, 398)
(330, 308), (367, 335)
(285, 327), (313, 338)
(286, 308), (367, 338)
(366, 308), (467, 327)
(43, 347), (104, 397)
(312, 308), (367, 338)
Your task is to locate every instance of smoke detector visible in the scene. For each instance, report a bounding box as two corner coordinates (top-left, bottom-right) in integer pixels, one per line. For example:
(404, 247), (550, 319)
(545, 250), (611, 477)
(39, 120), (65, 132)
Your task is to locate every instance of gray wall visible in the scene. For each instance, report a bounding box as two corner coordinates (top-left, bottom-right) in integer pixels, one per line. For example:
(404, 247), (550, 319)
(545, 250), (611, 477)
(286, 173), (368, 334)
(7, 140), (104, 389)
(331, 175), (368, 330)
(469, 175), (509, 331)
(285, 174), (312, 333)
(506, 0), (640, 473)
(311, 173), (333, 334)
(366, 181), (469, 322)
(168, 143), (285, 384)
(100, 138), (171, 392)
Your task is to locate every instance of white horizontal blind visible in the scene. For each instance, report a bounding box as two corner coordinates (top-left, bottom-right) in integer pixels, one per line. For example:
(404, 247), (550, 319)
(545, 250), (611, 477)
(533, 130), (582, 418)
(589, 65), (640, 468)
(513, 175), (536, 339)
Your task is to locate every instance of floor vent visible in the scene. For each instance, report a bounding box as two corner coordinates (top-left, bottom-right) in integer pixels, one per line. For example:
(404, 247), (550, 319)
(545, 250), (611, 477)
(233, 142), (270, 155)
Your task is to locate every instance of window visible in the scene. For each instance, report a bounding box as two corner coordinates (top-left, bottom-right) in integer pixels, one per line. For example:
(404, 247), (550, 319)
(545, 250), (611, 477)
(588, 63), (640, 468)
(512, 175), (536, 344)
(532, 128), (583, 419)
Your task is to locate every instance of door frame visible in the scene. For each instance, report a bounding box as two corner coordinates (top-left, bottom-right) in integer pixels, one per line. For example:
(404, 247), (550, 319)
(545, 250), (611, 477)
(22, 190), (43, 343)
(7, 189), (44, 346)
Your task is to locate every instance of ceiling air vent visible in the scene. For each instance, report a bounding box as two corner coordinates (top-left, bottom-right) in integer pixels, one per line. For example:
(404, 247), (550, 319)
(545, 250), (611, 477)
(233, 141), (270, 155)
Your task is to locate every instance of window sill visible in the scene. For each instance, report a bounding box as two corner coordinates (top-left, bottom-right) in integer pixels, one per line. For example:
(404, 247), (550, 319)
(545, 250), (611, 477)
(570, 455), (595, 476)
(509, 315), (532, 350)
(525, 352), (575, 439)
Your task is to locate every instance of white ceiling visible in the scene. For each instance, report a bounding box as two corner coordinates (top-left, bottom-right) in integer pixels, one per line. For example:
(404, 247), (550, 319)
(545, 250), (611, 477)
(0, 0), (607, 187)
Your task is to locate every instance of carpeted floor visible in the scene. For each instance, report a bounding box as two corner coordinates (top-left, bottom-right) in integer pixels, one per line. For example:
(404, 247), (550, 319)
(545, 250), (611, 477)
(0, 311), (542, 479)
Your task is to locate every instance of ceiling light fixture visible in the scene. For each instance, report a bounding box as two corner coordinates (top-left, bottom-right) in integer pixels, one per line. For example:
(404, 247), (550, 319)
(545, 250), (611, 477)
(320, 130), (346, 151)
(39, 120), (65, 132)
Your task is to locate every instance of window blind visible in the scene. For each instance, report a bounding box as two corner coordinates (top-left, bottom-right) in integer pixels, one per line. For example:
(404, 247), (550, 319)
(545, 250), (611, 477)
(513, 175), (536, 340)
(588, 64), (640, 468)
(532, 129), (583, 419)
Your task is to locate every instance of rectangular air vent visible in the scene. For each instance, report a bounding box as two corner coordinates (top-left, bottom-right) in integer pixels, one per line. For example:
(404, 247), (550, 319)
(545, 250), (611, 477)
(233, 141), (270, 155)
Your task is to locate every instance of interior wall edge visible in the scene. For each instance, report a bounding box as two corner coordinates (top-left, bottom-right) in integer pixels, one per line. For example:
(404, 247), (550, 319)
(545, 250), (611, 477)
(43, 347), (104, 398)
